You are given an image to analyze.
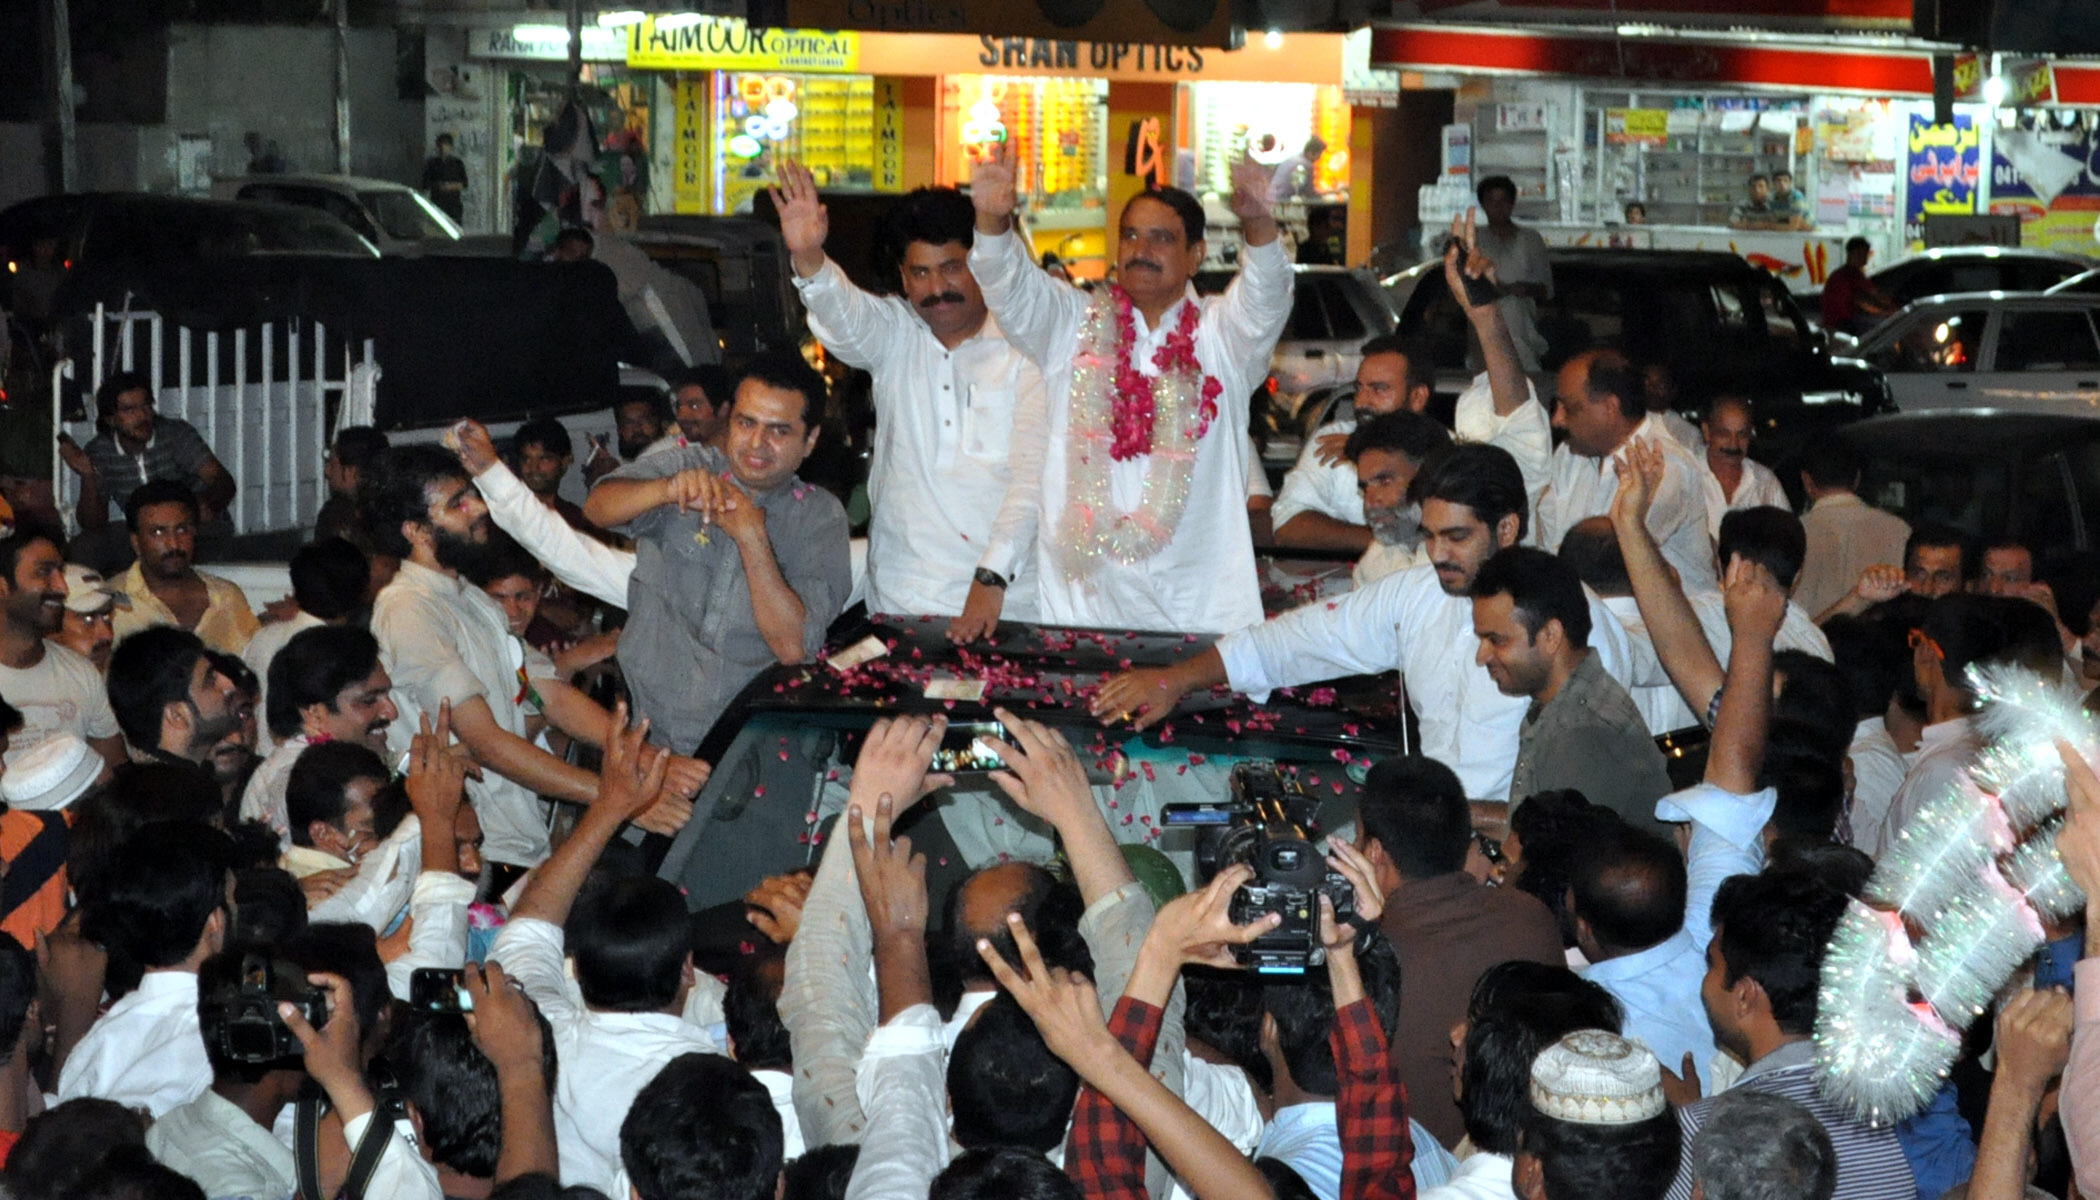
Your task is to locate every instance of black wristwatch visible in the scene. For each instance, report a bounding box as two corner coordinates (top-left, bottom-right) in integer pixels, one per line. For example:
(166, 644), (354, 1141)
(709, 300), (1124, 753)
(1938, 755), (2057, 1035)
(973, 567), (1008, 589)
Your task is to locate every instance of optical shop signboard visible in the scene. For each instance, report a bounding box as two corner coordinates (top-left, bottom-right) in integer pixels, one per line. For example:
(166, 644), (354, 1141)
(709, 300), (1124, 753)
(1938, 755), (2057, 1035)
(626, 17), (859, 71)
(762, 0), (1237, 49)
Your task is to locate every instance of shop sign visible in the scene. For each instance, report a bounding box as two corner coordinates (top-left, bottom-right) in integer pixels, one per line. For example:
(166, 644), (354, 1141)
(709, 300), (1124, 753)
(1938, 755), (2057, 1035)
(470, 25), (626, 62)
(874, 78), (906, 192)
(625, 16), (859, 72)
(1953, 54), (2056, 106)
(1904, 114), (1981, 243)
(672, 79), (708, 214)
(1125, 116), (1167, 188)
(1987, 119), (2100, 255)
(1605, 108), (1669, 146)
(766, 0), (1237, 50)
(1497, 103), (1547, 132)
(1441, 123), (1471, 177)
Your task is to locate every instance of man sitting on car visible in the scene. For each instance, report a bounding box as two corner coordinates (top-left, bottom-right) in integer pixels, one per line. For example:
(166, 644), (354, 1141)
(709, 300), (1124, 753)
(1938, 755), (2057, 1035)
(1271, 213), (1550, 559)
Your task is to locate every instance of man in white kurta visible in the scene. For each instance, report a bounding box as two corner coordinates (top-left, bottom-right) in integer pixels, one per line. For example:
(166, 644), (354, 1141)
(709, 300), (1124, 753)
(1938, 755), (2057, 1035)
(968, 154), (1290, 635)
(774, 164), (1047, 632)
(1697, 395), (1790, 539)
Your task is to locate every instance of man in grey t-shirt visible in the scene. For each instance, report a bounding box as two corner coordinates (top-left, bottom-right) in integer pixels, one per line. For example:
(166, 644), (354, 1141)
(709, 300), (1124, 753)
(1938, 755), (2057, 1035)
(583, 352), (851, 754)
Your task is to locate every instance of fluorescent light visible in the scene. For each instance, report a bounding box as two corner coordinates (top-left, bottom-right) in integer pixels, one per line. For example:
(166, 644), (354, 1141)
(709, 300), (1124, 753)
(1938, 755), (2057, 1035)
(655, 11), (704, 28)
(1264, 28), (1283, 48)
(596, 10), (646, 27)
(1982, 75), (2007, 106)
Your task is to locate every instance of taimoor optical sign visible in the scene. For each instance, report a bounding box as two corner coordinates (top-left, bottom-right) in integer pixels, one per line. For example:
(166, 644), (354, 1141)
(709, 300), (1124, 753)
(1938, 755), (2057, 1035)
(625, 16), (860, 71)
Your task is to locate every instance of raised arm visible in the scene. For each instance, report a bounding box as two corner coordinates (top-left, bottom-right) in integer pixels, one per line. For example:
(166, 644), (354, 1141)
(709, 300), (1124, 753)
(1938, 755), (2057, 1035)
(463, 962), (561, 1185)
(1445, 210), (1528, 420)
(775, 159), (913, 370)
(1202, 156), (1293, 392)
(1971, 990), (2073, 1200)
(987, 710), (1135, 905)
(455, 421), (636, 608)
(1610, 439), (1725, 715)
(1320, 844), (1415, 1200)
(714, 483), (816, 666)
(1707, 557), (1783, 796)
(508, 707), (672, 928)
(967, 147), (1085, 366)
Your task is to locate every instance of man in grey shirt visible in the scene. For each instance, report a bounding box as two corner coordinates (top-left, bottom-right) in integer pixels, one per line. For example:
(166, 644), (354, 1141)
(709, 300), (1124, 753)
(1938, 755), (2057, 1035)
(1471, 545), (1673, 833)
(582, 352), (851, 753)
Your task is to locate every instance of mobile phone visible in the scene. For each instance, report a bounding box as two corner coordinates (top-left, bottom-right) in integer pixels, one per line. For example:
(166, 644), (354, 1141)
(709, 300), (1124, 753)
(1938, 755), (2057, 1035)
(409, 967), (474, 1013)
(930, 722), (1009, 775)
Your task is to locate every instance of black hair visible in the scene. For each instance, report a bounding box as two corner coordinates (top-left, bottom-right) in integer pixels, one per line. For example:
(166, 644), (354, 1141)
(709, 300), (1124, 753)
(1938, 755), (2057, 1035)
(0, 696), (19, 738)
(0, 935), (34, 1061)
(1718, 507), (1806, 590)
(1476, 175), (1517, 204)
(1710, 872), (1848, 1034)
(1519, 1105), (1681, 1200)
(462, 530), (549, 590)
(1758, 724), (1846, 844)
(553, 227), (594, 254)
(1358, 756), (1470, 880)
(66, 764), (221, 920)
(1256, 1159), (1320, 1200)
(619, 1053), (783, 1200)
(930, 1147), (1080, 1200)
(566, 874), (691, 1012)
(1905, 523), (1973, 579)
(513, 417), (574, 461)
(359, 444), (469, 560)
(1184, 971), (1271, 1091)
(1355, 333), (1438, 403)
(197, 946), (313, 1080)
(0, 531), (61, 589)
(671, 365), (736, 408)
(232, 867), (309, 948)
(82, 820), (230, 970)
(1822, 614), (1907, 720)
(1771, 653), (1856, 760)
(782, 1144), (860, 1200)
(615, 390), (672, 427)
(265, 625), (383, 741)
(1462, 991), (1623, 1155)
(736, 350), (830, 432)
(286, 922), (389, 1044)
(1466, 959), (1623, 1032)
(1508, 791), (1601, 946)
(1472, 546), (1592, 649)
(1920, 593), (2011, 697)
(1408, 442), (1529, 541)
(1764, 839), (1875, 899)
(488, 1174), (617, 1200)
(1126, 186), (1206, 245)
(1568, 820), (1686, 955)
(94, 371), (154, 420)
(331, 426), (390, 472)
(123, 479), (200, 535)
(1582, 348), (1644, 422)
(207, 652), (255, 704)
(4, 1098), (151, 1200)
(725, 946), (791, 1072)
(1264, 933), (1402, 1095)
(884, 186), (977, 258)
(1343, 409), (1450, 466)
(285, 741), (387, 848)
(1798, 439), (1864, 492)
(1555, 518), (1630, 596)
(1988, 593), (2066, 676)
(1844, 235), (1872, 255)
(287, 537), (369, 622)
(386, 1006), (558, 1180)
(947, 991), (1081, 1153)
(66, 1155), (206, 1200)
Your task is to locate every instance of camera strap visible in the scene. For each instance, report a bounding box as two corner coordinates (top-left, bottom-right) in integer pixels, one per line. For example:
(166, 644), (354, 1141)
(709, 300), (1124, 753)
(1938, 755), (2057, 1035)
(294, 1080), (397, 1200)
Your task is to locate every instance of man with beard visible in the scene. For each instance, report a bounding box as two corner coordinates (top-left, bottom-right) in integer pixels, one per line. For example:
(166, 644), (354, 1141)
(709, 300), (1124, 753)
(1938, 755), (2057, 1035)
(0, 534), (124, 770)
(1695, 396), (1786, 540)
(51, 563), (119, 674)
(240, 625), (399, 844)
(583, 393), (673, 486)
(1272, 213), (1550, 557)
(774, 163), (1046, 638)
(583, 353), (851, 756)
(1345, 411), (1451, 587)
(104, 626), (240, 767)
(365, 445), (700, 868)
(110, 480), (260, 654)
(1093, 443), (1649, 800)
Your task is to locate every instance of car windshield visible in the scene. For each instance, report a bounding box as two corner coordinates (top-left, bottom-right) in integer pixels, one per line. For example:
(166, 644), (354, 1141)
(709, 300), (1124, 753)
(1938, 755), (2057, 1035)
(358, 190), (460, 241)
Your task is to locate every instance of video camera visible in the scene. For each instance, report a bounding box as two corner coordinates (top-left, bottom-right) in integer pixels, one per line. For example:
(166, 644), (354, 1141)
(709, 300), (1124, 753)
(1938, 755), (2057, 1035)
(201, 953), (328, 1065)
(1161, 761), (1356, 975)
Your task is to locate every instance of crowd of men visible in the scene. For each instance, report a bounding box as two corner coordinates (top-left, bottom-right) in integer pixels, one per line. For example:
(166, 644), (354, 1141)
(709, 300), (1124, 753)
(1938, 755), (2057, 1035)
(0, 151), (2094, 1200)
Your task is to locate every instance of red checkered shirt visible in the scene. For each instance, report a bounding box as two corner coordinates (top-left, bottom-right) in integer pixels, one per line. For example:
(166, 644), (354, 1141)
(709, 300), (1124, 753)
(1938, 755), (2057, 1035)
(1333, 996), (1416, 1200)
(1067, 995), (1162, 1200)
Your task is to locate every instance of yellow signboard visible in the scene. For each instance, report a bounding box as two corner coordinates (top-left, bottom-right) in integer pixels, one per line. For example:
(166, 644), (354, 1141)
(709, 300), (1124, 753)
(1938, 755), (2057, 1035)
(874, 77), (905, 192)
(672, 78), (708, 213)
(1605, 108), (1670, 146)
(626, 16), (858, 72)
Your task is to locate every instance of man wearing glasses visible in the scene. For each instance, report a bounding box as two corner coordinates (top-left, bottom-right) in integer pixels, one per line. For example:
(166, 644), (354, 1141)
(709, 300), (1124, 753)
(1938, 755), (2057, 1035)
(110, 480), (260, 654)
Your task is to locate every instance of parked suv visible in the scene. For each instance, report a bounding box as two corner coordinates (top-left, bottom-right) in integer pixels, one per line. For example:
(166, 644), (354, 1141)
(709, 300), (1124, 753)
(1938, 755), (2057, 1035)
(1840, 293), (2100, 416)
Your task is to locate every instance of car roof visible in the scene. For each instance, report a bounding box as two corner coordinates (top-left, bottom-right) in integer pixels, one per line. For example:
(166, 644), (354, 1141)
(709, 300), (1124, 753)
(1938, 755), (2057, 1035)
(2046, 269), (2100, 294)
(1846, 411), (2100, 448)
(1881, 246), (2094, 266)
(228, 174), (419, 194)
(1882, 291), (2100, 316)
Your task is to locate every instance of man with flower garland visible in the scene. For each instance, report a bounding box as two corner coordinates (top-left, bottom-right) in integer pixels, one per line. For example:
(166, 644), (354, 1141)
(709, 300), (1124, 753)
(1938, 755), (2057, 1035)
(771, 162), (1047, 641)
(969, 148), (1291, 635)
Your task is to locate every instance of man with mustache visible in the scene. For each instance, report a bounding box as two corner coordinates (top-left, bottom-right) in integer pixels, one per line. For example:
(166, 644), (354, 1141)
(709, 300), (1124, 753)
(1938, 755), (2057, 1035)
(1695, 395), (1786, 540)
(0, 533), (125, 770)
(773, 163), (1046, 640)
(967, 148), (1291, 634)
(110, 480), (260, 654)
(239, 625), (401, 846)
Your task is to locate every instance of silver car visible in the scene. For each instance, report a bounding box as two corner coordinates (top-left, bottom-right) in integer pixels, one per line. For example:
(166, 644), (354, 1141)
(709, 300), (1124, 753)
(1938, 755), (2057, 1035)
(1838, 293), (2100, 416)
(213, 174), (493, 256)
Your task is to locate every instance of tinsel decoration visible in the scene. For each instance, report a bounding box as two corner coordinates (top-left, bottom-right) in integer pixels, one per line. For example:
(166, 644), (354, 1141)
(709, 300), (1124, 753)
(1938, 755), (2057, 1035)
(1866, 779), (2015, 922)
(1914, 869), (2046, 1022)
(2006, 821), (2087, 922)
(1816, 663), (2099, 1127)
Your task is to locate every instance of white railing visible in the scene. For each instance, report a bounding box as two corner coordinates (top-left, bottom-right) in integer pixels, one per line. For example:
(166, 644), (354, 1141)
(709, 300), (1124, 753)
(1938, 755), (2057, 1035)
(52, 299), (378, 538)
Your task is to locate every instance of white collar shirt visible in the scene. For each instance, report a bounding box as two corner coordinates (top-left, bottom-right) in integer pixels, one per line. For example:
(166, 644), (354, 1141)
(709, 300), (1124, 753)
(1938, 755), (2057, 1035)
(57, 970), (209, 1117)
(1699, 455), (1790, 539)
(1422, 1150), (1518, 1200)
(1217, 562), (1647, 800)
(371, 558), (546, 867)
(239, 734), (311, 844)
(146, 1087), (296, 1200)
(241, 611), (325, 759)
(1846, 717), (1909, 860)
(968, 227), (1293, 635)
(795, 257), (1047, 620)
(1879, 715), (1981, 854)
(1537, 415), (1717, 593)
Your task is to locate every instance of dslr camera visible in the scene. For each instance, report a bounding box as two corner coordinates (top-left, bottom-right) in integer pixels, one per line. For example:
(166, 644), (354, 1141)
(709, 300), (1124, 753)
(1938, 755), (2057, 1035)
(202, 953), (328, 1065)
(1162, 761), (1356, 974)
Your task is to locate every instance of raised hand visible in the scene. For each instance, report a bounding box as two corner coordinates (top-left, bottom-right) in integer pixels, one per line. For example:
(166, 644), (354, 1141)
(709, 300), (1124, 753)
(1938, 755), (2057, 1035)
(281, 973), (367, 1111)
(977, 912), (1118, 1066)
(1658, 1052), (1703, 1107)
(2055, 740), (2100, 903)
(406, 703), (468, 828)
(1312, 430), (1351, 468)
(1852, 564), (1909, 605)
(1324, 838), (1384, 928)
(1608, 437), (1667, 531)
(594, 701), (673, 827)
(985, 709), (1094, 830)
(848, 793), (929, 942)
(463, 962), (546, 1078)
(971, 144), (1018, 232)
(745, 872), (814, 944)
(769, 158), (830, 276)
(1995, 987), (2075, 1097)
(1090, 666), (1189, 731)
(848, 716), (953, 818)
(665, 468), (739, 522)
(56, 433), (92, 478)
(1721, 554), (1787, 645)
(1227, 152), (1275, 227)
(1143, 864), (1280, 972)
(1443, 208), (1502, 316)
(451, 420), (501, 476)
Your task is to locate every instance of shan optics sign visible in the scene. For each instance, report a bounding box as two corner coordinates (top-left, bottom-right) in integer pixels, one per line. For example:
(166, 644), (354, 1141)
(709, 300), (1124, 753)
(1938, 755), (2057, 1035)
(625, 17), (859, 71)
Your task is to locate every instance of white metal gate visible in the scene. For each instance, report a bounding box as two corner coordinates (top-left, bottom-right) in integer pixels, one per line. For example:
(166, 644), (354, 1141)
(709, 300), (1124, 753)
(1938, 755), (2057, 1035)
(52, 299), (378, 538)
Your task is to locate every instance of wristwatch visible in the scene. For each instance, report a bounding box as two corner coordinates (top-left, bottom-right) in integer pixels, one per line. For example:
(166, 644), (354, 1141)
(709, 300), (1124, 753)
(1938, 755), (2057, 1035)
(973, 567), (1008, 589)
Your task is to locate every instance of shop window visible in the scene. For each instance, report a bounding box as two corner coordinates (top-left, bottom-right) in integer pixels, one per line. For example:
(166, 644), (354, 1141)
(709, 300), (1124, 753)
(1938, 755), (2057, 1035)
(1992, 310), (2100, 372)
(1875, 310), (1989, 373)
